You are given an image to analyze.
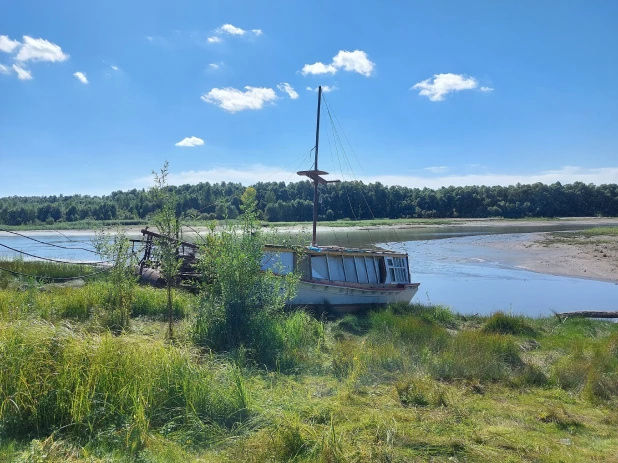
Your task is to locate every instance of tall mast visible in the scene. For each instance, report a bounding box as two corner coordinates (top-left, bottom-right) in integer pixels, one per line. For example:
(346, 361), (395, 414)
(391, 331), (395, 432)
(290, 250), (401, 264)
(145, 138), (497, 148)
(311, 86), (322, 246)
(297, 85), (340, 247)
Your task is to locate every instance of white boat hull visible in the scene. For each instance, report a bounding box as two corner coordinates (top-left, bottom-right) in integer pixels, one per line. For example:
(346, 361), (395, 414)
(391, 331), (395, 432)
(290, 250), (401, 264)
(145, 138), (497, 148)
(289, 279), (419, 312)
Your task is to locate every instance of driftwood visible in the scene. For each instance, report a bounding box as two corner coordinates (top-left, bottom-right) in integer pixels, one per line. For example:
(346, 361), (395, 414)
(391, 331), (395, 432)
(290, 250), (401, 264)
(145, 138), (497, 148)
(555, 311), (618, 321)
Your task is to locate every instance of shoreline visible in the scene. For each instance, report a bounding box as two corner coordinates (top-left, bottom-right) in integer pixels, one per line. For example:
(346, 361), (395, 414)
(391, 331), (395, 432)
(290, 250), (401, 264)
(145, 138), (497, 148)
(2, 216), (618, 236)
(2, 218), (618, 284)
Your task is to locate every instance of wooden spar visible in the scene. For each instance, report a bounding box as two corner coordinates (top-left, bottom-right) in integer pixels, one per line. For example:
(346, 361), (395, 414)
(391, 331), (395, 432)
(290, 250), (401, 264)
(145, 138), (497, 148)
(297, 85), (340, 247)
(556, 311), (618, 320)
(139, 228), (198, 249)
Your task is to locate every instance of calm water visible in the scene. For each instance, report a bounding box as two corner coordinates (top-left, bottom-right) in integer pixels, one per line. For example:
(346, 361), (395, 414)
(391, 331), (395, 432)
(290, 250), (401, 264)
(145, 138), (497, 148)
(2, 224), (618, 317)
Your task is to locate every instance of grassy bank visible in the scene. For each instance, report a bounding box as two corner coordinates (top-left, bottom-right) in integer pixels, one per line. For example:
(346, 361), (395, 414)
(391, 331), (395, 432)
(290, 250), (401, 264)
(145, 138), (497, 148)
(1, 271), (617, 462)
(1, 220), (148, 231)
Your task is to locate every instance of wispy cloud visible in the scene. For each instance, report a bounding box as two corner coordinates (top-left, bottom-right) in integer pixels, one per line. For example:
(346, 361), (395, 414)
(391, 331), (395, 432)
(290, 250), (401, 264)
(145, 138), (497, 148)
(73, 71), (88, 84)
(302, 50), (375, 77)
(302, 62), (337, 75)
(175, 136), (204, 147)
(12, 64), (32, 80)
(0, 35), (20, 53)
(110, 65), (119, 71)
(424, 166), (449, 173)
(0, 35), (68, 80)
(201, 86), (277, 113)
(132, 166), (618, 189)
(207, 36), (222, 43)
(216, 24), (262, 37)
(306, 85), (337, 93)
(277, 82), (299, 99)
(16, 36), (69, 63)
(412, 73), (490, 101)
(208, 63), (221, 69)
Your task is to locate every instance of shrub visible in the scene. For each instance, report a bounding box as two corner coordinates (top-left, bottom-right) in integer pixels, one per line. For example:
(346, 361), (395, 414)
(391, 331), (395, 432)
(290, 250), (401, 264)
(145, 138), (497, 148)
(193, 194), (311, 370)
(481, 312), (536, 336)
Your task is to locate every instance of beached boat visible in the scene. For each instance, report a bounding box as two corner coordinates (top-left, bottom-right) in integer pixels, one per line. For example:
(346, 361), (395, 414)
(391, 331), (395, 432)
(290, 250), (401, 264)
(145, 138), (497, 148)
(258, 86), (419, 311)
(136, 86), (419, 310)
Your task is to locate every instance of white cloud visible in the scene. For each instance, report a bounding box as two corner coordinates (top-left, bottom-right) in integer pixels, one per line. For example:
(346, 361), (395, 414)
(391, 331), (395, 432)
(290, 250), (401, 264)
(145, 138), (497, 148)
(302, 49), (375, 76)
(73, 71), (88, 84)
(0, 35), (20, 53)
(331, 50), (374, 76)
(412, 73), (479, 101)
(301, 62), (337, 75)
(207, 36), (222, 43)
(15, 36), (69, 63)
(175, 136), (205, 147)
(306, 85), (337, 93)
(201, 86), (277, 112)
(110, 65), (119, 71)
(132, 165), (618, 189)
(214, 24), (262, 38)
(12, 64), (32, 80)
(0, 64), (10, 74)
(424, 166), (449, 173)
(277, 82), (299, 99)
(209, 63), (220, 69)
(218, 24), (246, 35)
(480, 86), (494, 92)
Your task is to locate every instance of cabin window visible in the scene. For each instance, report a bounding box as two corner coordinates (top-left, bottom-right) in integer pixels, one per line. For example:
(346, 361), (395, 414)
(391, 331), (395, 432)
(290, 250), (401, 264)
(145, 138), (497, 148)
(386, 256), (408, 283)
(365, 257), (378, 283)
(327, 255), (346, 281)
(343, 257), (358, 283)
(311, 256), (329, 280)
(261, 252), (294, 275)
(354, 256), (369, 283)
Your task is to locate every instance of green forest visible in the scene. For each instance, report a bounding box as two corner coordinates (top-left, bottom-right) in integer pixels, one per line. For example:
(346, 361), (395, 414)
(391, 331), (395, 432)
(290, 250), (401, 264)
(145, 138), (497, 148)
(1, 180), (617, 226)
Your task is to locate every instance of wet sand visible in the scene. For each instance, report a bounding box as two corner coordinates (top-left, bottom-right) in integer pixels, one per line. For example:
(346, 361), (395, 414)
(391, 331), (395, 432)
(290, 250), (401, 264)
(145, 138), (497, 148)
(469, 232), (618, 283)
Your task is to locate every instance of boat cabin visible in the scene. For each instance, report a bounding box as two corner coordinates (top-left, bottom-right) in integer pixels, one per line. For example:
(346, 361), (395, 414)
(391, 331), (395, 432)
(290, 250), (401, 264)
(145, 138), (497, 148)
(261, 245), (411, 286)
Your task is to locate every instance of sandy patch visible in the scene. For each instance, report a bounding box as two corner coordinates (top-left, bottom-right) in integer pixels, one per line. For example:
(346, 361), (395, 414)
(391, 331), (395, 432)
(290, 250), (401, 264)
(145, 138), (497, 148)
(473, 232), (618, 283)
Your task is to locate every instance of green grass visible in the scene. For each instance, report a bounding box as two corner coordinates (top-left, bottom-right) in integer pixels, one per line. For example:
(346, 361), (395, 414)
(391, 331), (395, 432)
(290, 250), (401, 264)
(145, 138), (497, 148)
(1, 279), (618, 461)
(2, 219), (148, 231)
(577, 226), (618, 236)
(0, 281), (196, 321)
(0, 258), (100, 289)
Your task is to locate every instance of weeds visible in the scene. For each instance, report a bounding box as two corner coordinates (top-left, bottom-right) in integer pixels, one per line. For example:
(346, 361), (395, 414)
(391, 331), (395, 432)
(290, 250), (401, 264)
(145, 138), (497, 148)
(481, 311), (536, 336)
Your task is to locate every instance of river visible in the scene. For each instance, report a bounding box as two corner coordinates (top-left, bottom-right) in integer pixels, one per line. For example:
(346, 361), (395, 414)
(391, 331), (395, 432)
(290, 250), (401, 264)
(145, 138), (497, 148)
(2, 223), (618, 317)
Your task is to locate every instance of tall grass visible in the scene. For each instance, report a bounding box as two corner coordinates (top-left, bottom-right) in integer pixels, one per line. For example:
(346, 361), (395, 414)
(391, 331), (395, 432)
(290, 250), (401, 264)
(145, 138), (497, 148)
(0, 258), (98, 289)
(0, 320), (249, 448)
(0, 282), (195, 321)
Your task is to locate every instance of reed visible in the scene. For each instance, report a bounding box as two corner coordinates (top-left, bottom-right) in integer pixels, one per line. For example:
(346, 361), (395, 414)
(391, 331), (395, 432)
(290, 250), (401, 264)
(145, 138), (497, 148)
(0, 320), (249, 448)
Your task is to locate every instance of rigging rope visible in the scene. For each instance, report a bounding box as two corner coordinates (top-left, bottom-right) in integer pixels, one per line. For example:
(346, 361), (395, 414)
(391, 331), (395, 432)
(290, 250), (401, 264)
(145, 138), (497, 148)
(0, 242), (110, 265)
(322, 95), (407, 252)
(0, 228), (99, 253)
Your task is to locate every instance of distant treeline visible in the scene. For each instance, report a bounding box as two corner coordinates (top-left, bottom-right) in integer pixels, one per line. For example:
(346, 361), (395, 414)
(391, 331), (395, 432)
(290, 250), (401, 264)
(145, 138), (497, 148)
(1, 181), (617, 226)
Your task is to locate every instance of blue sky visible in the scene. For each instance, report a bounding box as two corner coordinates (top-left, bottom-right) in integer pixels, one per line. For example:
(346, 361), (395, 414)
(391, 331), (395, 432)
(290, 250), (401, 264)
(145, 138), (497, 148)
(1, 0), (617, 196)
